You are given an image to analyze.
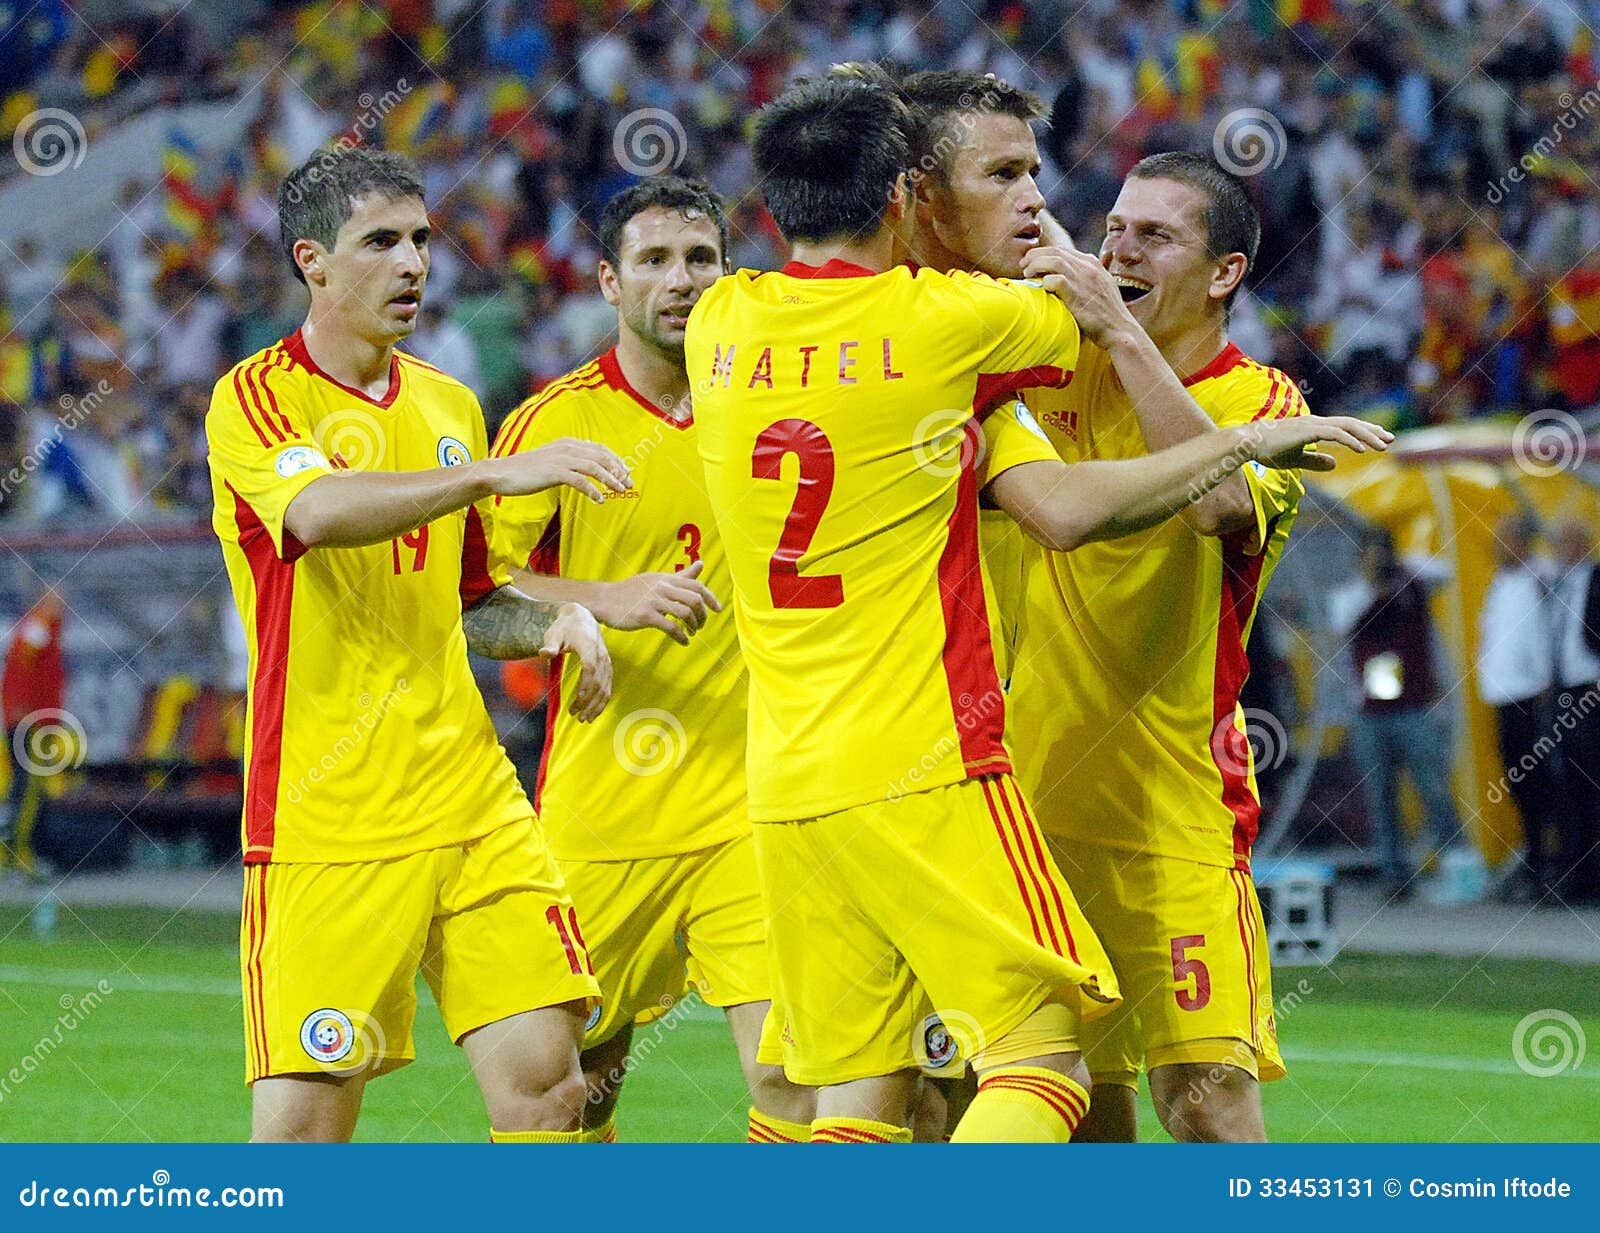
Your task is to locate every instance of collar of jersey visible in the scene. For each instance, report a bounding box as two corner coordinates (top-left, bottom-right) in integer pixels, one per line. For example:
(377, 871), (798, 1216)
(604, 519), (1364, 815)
(283, 328), (403, 408)
(1181, 340), (1247, 388)
(599, 347), (692, 429)
(779, 258), (879, 280)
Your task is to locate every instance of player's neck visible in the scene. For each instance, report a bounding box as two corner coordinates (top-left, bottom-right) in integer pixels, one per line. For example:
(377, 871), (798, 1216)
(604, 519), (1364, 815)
(615, 330), (690, 419)
(789, 231), (896, 274)
(1159, 319), (1231, 382)
(905, 226), (965, 275)
(298, 311), (397, 401)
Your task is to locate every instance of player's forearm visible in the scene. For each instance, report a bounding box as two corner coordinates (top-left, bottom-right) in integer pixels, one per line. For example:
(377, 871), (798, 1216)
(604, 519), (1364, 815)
(997, 425), (1255, 552)
(508, 567), (618, 625)
(1098, 324), (1254, 531)
(283, 464), (502, 548)
(461, 584), (567, 659)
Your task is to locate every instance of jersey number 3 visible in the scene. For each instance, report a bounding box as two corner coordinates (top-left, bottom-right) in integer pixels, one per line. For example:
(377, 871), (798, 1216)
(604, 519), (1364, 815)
(752, 419), (843, 609)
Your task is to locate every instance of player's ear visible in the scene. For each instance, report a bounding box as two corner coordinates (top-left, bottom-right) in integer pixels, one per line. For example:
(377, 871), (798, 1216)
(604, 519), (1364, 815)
(598, 259), (621, 307)
(1211, 252), (1248, 305)
(293, 238), (327, 287)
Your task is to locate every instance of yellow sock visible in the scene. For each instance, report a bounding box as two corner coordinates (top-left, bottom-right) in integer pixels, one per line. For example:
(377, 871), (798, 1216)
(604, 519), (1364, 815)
(489, 1127), (587, 1143)
(810, 1116), (912, 1144)
(950, 1066), (1089, 1143)
(748, 1107), (810, 1143)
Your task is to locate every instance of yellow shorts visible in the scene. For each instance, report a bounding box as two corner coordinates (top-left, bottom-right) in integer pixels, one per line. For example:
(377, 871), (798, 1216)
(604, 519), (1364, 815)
(1047, 840), (1284, 1088)
(753, 774), (1118, 1087)
(560, 834), (771, 1048)
(240, 814), (600, 1084)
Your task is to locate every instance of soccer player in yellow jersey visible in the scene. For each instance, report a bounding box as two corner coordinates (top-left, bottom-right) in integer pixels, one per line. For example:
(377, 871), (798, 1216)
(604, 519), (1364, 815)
(902, 71), (1320, 1142)
(207, 148), (636, 1143)
(488, 178), (813, 1144)
(686, 76), (1388, 1143)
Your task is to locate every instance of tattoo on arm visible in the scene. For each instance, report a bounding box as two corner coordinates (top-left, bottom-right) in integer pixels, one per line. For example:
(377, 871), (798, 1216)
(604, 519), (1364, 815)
(462, 585), (562, 659)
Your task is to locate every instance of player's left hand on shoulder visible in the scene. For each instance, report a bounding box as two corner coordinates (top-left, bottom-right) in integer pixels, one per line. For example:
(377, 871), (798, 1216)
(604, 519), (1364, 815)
(541, 602), (613, 722)
(1021, 246), (1129, 344)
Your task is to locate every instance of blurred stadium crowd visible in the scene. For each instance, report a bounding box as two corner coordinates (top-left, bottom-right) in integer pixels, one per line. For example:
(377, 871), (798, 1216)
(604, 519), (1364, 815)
(1, 0), (1599, 532)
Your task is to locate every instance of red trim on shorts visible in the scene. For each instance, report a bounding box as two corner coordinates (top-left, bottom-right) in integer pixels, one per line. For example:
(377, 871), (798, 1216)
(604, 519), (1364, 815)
(991, 777), (1063, 956)
(1005, 777), (1081, 964)
(1210, 529), (1269, 867)
(937, 422), (1011, 779)
(1233, 869), (1261, 1047)
(231, 487), (296, 863)
(982, 777), (1045, 947)
(244, 865), (271, 1074)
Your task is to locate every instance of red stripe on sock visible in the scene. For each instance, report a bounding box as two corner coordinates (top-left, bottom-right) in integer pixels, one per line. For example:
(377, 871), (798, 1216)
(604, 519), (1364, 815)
(978, 1075), (1086, 1124)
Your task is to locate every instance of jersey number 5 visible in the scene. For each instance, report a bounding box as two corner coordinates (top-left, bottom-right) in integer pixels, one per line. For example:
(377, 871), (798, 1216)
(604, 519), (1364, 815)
(1171, 934), (1212, 1011)
(752, 419), (843, 609)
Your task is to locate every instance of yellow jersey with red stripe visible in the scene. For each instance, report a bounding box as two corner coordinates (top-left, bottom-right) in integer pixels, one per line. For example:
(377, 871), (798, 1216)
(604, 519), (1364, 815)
(687, 259), (1077, 822)
(1007, 341), (1307, 870)
(487, 348), (748, 861)
(206, 330), (528, 864)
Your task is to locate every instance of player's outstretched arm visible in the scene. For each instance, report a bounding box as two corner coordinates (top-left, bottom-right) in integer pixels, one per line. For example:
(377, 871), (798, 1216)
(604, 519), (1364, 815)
(510, 559), (723, 647)
(282, 438), (632, 549)
(1021, 243), (1256, 536)
(462, 588), (612, 721)
(989, 415), (1392, 552)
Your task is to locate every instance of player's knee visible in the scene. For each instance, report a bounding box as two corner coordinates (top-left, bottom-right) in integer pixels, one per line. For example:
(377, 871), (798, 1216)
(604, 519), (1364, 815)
(1071, 1081), (1136, 1142)
(486, 1068), (588, 1133)
(747, 1060), (814, 1123)
(1152, 1064), (1263, 1143)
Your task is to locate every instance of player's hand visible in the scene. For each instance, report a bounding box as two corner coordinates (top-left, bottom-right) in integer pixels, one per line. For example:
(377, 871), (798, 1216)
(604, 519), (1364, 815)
(1021, 245), (1131, 346)
(593, 560), (723, 644)
(540, 602), (613, 722)
(490, 438), (632, 504)
(1245, 416), (1395, 472)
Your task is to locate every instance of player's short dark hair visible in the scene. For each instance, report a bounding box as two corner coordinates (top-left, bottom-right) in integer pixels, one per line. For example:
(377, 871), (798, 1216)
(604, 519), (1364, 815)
(1127, 152), (1260, 311)
(277, 147), (426, 285)
(752, 75), (914, 244)
(598, 177), (730, 269)
(899, 70), (1048, 182)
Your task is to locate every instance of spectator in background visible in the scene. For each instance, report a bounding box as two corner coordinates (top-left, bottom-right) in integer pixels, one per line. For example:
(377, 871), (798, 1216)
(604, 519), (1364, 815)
(1329, 528), (1463, 898)
(1551, 517), (1600, 902)
(1477, 513), (1568, 901)
(1, 586), (65, 878)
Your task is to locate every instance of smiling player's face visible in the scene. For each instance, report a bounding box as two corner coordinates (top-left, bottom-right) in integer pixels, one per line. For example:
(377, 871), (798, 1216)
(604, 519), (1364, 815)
(313, 192), (431, 345)
(922, 113), (1045, 279)
(1099, 177), (1232, 346)
(602, 207), (725, 360)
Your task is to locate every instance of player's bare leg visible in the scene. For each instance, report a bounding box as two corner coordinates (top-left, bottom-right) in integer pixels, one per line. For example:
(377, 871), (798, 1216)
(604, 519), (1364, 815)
(815, 1069), (921, 1130)
(462, 1001), (588, 1134)
(1071, 1081), (1138, 1142)
(914, 1071), (975, 1140)
(251, 1073), (365, 1143)
(577, 1023), (633, 1131)
(724, 1000), (814, 1125)
(1149, 1062), (1266, 1142)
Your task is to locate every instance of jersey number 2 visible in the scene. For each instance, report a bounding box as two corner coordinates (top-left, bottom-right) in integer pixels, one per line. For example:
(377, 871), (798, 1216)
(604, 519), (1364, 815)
(752, 419), (842, 609)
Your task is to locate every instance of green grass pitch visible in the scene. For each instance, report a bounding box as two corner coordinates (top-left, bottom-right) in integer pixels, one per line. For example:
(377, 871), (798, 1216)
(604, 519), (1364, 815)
(0, 904), (1594, 1142)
